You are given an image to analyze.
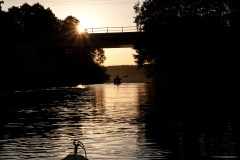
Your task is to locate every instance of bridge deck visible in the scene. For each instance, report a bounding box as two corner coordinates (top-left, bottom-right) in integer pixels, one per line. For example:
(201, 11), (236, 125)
(19, 27), (142, 48)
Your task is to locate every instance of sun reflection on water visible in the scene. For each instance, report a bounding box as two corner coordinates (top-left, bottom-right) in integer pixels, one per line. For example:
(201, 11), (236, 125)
(1, 83), (239, 159)
(0, 83), (166, 160)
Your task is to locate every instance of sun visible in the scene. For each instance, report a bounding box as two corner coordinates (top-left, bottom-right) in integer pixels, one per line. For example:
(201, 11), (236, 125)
(77, 24), (86, 33)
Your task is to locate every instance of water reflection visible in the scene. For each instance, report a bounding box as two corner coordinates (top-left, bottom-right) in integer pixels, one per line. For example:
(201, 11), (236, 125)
(139, 86), (240, 160)
(0, 84), (165, 159)
(0, 83), (239, 159)
(81, 84), (165, 159)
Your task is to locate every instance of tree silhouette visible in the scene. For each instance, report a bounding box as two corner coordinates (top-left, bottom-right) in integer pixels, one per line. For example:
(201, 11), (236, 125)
(0, 3), (109, 89)
(0, 1), (3, 11)
(8, 3), (61, 36)
(62, 16), (80, 35)
(133, 0), (238, 105)
(134, 0), (240, 32)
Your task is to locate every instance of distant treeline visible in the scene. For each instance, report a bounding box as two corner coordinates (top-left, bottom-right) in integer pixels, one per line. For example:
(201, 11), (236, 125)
(0, 2), (109, 90)
(133, 0), (239, 109)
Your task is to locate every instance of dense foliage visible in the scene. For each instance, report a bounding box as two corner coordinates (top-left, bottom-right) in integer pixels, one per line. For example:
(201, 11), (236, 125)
(133, 0), (239, 107)
(134, 1), (238, 85)
(134, 0), (240, 32)
(0, 3), (109, 89)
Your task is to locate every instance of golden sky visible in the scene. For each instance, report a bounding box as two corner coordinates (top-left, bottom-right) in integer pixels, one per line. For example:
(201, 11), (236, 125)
(104, 48), (136, 66)
(2, 0), (143, 66)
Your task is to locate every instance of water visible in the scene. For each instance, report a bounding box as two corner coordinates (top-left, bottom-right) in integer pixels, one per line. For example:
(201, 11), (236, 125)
(0, 83), (239, 159)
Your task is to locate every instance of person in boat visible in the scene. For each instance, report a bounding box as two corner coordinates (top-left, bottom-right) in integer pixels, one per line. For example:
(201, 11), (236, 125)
(114, 75), (121, 84)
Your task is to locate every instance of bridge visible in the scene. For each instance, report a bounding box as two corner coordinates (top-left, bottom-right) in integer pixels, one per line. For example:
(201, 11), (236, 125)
(14, 26), (141, 81)
(60, 26), (141, 48)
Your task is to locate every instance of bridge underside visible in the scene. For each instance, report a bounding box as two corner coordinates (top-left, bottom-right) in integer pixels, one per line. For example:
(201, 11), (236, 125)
(58, 32), (140, 48)
(31, 32), (141, 49)
(87, 32), (139, 48)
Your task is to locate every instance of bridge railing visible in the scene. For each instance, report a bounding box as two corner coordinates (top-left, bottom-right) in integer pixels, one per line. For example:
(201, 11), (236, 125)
(86, 26), (138, 34)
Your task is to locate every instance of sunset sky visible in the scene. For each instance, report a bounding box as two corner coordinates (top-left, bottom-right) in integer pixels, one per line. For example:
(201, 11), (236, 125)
(2, 0), (144, 66)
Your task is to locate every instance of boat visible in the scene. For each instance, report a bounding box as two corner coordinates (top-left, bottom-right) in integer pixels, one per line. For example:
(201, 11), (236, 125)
(113, 75), (128, 85)
(62, 140), (88, 160)
(114, 75), (121, 85)
(62, 155), (86, 160)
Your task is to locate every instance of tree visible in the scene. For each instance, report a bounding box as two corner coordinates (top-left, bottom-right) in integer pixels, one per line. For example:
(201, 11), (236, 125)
(57, 46), (108, 84)
(89, 48), (106, 65)
(133, 0), (238, 103)
(57, 14), (109, 84)
(8, 3), (61, 35)
(0, 2), (109, 89)
(0, 1), (3, 11)
(134, 0), (240, 32)
(62, 15), (80, 35)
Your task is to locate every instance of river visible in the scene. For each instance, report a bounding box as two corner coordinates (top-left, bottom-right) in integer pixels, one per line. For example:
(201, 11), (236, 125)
(0, 83), (239, 159)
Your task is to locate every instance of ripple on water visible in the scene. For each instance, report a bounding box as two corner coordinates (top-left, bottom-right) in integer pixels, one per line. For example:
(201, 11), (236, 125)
(1, 83), (236, 160)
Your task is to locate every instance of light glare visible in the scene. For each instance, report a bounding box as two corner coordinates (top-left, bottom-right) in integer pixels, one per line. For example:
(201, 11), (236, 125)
(77, 24), (86, 33)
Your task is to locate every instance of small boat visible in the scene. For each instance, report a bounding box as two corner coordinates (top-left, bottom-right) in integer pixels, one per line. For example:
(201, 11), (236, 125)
(62, 140), (88, 160)
(114, 75), (121, 85)
(113, 75), (128, 85)
(62, 155), (86, 160)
